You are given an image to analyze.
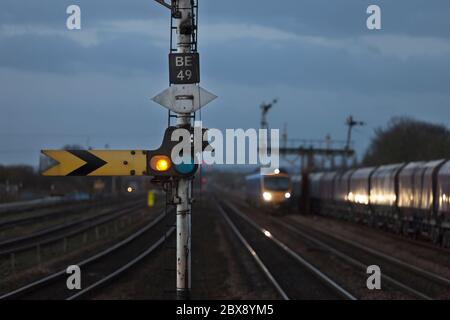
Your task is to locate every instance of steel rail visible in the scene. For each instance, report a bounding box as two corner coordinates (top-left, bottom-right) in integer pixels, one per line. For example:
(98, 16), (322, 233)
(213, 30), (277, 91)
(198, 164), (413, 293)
(281, 215), (450, 297)
(273, 217), (433, 300)
(0, 210), (169, 299)
(0, 202), (144, 255)
(216, 201), (289, 300)
(221, 200), (356, 300)
(0, 197), (139, 231)
(68, 227), (175, 300)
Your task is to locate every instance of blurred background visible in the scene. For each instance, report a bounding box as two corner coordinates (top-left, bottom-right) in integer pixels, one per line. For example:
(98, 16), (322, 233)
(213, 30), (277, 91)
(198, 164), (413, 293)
(1, 0), (450, 201)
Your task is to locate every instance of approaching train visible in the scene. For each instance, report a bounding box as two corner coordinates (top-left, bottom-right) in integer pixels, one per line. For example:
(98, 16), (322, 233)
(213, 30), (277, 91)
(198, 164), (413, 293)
(308, 159), (450, 247)
(245, 169), (293, 210)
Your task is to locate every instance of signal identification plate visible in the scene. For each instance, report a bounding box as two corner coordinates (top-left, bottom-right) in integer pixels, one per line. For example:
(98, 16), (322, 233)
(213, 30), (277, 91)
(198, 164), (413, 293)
(169, 53), (200, 84)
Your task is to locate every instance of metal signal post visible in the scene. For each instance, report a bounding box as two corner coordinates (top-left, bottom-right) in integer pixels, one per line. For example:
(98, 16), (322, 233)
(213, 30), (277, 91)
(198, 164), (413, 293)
(173, 0), (193, 301)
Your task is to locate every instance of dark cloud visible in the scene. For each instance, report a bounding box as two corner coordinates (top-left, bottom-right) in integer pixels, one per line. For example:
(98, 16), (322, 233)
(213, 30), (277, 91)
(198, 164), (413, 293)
(2, 30), (449, 95)
(2, 0), (450, 37)
(0, 33), (167, 76)
(0, 0), (161, 25)
(201, 0), (450, 38)
(202, 37), (450, 94)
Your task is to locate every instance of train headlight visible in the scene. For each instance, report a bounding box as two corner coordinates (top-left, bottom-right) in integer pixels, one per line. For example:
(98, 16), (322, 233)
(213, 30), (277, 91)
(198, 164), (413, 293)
(284, 192), (291, 199)
(263, 192), (272, 201)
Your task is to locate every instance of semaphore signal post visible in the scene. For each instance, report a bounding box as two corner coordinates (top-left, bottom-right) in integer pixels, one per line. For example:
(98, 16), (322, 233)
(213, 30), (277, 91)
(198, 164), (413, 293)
(41, 0), (216, 300)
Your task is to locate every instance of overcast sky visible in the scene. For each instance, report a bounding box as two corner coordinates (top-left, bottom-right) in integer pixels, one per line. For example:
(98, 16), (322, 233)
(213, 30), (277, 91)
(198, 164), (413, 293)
(1, 0), (450, 166)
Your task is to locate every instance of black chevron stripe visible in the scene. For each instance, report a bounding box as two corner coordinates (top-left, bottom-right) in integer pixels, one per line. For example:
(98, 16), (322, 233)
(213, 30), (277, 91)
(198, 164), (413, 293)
(67, 150), (107, 176)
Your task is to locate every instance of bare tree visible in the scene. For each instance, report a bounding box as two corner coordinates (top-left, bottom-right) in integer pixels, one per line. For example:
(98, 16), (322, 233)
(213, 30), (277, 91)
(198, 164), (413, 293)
(363, 117), (450, 166)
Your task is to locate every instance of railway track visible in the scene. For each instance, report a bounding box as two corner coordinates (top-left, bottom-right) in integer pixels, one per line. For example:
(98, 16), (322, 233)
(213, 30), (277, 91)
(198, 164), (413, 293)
(0, 196), (139, 233)
(231, 197), (450, 300)
(0, 198), (104, 222)
(216, 199), (356, 300)
(300, 207), (450, 254)
(371, 225), (450, 255)
(0, 209), (175, 300)
(0, 198), (68, 216)
(277, 215), (450, 300)
(0, 200), (145, 255)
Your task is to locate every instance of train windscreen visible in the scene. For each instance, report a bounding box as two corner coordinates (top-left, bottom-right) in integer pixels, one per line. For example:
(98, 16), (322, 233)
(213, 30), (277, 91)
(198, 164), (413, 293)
(263, 176), (290, 191)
